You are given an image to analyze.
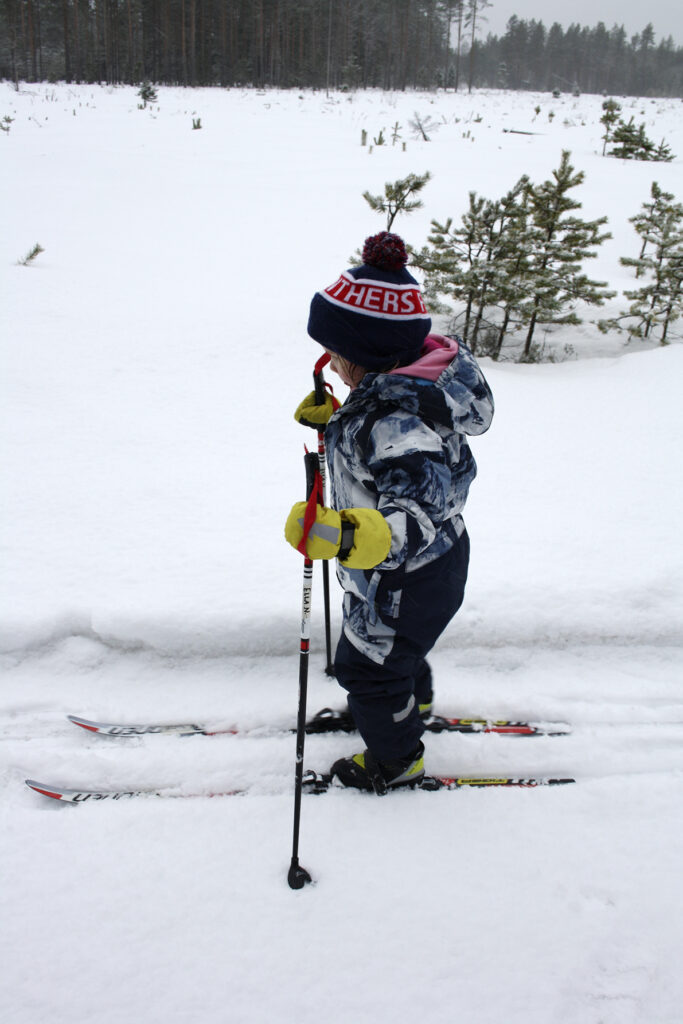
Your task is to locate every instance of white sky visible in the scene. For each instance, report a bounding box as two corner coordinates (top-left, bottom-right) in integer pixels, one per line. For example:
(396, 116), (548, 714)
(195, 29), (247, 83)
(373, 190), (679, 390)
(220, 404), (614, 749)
(481, 0), (683, 45)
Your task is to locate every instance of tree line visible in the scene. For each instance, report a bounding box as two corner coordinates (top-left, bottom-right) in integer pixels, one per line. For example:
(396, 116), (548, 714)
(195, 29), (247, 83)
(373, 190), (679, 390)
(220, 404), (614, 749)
(476, 19), (682, 97)
(1, 2), (681, 96)
(1, 0), (454, 89)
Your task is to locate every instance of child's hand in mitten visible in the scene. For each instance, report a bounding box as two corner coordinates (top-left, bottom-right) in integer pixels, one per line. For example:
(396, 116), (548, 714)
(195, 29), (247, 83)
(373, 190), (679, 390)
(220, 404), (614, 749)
(285, 504), (391, 569)
(293, 390), (340, 430)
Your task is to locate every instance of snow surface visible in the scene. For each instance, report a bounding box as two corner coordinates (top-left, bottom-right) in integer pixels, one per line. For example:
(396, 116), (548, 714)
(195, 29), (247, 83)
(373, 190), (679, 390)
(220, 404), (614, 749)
(1, 83), (682, 1024)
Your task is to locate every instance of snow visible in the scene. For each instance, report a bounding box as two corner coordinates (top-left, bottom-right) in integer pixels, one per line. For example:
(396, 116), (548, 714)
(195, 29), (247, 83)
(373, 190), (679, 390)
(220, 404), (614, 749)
(1, 83), (682, 1024)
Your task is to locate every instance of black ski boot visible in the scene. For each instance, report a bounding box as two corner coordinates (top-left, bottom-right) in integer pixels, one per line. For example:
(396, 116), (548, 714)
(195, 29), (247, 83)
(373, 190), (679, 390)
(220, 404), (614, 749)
(331, 741), (425, 795)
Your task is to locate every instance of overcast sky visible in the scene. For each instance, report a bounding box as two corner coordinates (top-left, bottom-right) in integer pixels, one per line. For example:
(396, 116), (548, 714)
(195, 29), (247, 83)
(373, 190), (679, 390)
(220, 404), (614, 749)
(481, 0), (683, 44)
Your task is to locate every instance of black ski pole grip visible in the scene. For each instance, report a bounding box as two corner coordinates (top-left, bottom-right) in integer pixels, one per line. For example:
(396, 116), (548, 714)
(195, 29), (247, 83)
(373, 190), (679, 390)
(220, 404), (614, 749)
(313, 370), (326, 406)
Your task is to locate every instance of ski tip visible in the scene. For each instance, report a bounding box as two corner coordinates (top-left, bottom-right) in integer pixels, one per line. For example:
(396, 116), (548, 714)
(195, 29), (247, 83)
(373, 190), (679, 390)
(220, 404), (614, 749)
(25, 779), (66, 801)
(67, 715), (101, 732)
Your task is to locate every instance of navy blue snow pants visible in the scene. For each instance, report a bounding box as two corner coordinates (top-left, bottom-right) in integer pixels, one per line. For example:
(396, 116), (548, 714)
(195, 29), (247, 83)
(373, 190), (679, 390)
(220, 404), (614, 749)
(334, 529), (470, 762)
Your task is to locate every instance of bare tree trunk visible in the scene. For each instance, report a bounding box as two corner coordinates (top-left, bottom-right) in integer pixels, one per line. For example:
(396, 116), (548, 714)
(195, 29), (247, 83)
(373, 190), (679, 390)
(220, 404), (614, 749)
(26, 0), (37, 79)
(467, 7), (477, 93)
(660, 277), (681, 344)
(523, 308), (538, 356)
(189, 0), (197, 84)
(180, 0), (187, 84)
(63, 0), (72, 81)
(495, 309), (512, 359)
(454, 5), (463, 90)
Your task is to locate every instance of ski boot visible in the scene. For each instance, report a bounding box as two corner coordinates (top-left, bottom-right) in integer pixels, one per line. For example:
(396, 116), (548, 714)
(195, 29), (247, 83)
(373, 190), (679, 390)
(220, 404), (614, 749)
(331, 741), (425, 795)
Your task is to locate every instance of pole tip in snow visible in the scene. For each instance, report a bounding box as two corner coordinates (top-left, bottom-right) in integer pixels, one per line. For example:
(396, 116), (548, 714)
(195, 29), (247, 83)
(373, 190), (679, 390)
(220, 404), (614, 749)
(287, 859), (313, 890)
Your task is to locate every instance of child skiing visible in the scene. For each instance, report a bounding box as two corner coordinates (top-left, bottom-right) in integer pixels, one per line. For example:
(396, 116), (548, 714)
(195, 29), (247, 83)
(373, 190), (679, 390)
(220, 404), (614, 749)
(285, 232), (494, 793)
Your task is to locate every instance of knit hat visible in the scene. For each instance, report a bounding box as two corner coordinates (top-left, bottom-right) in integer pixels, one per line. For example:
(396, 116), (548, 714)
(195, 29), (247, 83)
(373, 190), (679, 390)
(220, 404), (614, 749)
(307, 232), (432, 371)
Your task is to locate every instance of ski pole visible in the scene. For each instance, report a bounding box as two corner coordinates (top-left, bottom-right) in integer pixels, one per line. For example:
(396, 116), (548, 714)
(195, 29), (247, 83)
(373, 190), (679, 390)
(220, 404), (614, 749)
(312, 354), (336, 677)
(287, 449), (321, 891)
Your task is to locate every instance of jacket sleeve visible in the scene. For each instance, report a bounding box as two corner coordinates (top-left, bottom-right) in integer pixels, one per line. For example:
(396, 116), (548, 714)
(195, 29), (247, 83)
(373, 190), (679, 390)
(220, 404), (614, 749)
(363, 410), (456, 570)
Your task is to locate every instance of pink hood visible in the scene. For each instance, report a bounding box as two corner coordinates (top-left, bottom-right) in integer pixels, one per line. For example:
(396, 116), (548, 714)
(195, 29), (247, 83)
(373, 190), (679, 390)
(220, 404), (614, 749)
(388, 334), (459, 382)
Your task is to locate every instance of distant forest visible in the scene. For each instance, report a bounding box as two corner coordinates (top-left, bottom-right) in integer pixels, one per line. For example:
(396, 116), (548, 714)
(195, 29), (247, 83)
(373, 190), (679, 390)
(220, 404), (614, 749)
(1, 1), (682, 97)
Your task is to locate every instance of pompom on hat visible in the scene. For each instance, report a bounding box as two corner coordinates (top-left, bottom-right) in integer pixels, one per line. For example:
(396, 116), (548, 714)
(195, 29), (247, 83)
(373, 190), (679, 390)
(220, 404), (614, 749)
(307, 232), (431, 372)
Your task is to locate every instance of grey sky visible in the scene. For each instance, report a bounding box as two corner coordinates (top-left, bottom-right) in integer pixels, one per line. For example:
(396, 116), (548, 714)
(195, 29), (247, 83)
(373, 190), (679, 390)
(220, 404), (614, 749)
(480, 0), (683, 45)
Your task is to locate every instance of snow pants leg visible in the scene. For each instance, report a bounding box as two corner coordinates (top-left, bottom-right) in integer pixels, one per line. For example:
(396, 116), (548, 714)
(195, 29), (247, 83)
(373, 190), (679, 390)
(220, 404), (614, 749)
(334, 530), (470, 762)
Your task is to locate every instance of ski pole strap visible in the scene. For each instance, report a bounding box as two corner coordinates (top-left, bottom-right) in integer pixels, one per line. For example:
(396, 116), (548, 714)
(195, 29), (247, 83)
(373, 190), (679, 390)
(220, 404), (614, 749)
(313, 353), (341, 411)
(298, 450), (324, 557)
(338, 521), (355, 562)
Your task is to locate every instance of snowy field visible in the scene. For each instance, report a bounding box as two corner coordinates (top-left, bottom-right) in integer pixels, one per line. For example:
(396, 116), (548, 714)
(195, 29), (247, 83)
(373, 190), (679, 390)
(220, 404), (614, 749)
(1, 83), (683, 1024)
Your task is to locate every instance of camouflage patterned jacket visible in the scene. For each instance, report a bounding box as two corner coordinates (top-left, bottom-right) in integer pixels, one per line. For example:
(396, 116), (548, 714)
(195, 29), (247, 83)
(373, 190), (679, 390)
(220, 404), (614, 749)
(325, 334), (494, 660)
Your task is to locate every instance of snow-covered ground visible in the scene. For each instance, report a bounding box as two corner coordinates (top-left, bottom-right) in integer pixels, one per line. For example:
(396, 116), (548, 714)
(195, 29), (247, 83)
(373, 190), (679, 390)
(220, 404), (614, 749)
(1, 83), (682, 1024)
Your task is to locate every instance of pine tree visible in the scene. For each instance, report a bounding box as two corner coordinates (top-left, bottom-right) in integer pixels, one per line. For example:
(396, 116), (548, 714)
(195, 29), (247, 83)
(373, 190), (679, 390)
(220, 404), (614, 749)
(519, 150), (613, 358)
(608, 117), (675, 162)
(414, 177), (531, 356)
(489, 182), (534, 357)
(600, 99), (621, 156)
(600, 182), (683, 344)
(138, 82), (157, 108)
(416, 209), (481, 344)
(362, 172), (432, 231)
(466, 177), (533, 353)
(623, 181), (683, 278)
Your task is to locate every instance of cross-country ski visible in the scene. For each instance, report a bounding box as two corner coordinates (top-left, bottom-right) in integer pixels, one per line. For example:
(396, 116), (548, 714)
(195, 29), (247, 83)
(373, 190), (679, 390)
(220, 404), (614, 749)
(25, 771), (576, 803)
(66, 709), (571, 739)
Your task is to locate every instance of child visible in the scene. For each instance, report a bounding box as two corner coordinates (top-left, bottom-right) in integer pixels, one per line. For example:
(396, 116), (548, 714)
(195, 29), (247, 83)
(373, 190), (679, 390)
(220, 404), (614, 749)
(285, 232), (494, 793)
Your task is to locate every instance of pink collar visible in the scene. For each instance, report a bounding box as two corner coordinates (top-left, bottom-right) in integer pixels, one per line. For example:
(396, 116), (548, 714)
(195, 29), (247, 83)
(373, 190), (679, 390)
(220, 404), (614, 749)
(389, 334), (459, 381)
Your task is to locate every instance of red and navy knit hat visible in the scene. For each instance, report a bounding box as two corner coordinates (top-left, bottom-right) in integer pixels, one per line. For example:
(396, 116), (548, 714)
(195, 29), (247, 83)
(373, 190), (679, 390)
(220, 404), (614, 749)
(307, 232), (432, 371)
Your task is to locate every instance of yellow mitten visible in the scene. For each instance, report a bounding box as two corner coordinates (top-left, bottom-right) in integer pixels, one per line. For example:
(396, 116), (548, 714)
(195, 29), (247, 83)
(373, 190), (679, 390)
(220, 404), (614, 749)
(285, 502), (343, 559)
(285, 502), (392, 569)
(294, 390), (339, 430)
(338, 508), (392, 569)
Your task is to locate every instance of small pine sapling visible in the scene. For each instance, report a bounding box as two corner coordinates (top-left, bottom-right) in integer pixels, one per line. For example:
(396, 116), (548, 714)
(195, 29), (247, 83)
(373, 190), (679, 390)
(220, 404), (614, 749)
(18, 243), (45, 266)
(654, 139), (675, 163)
(138, 82), (158, 108)
(599, 182), (683, 345)
(362, 171), (432, 231)
(414, 177), (532, 357)
(607, 118), (675, 162)
(519, 150), (614, 358)
(600, 99), (621, 155)
(409, 112), (440, 141)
